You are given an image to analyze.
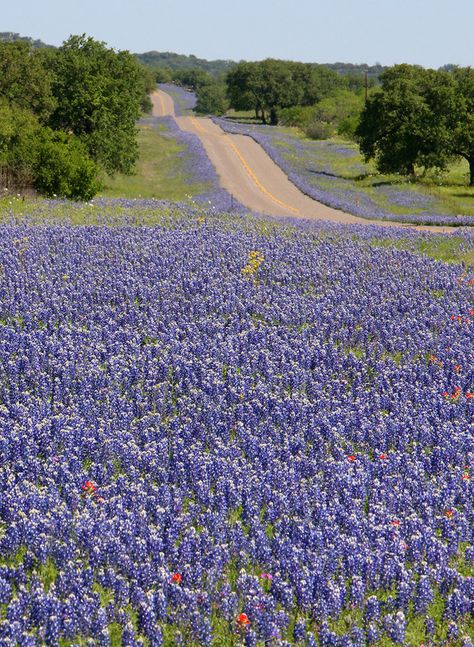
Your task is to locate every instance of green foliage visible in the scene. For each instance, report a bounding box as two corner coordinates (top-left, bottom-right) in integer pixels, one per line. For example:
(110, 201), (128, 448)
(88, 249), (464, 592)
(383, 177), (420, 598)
(226, 60), (345, 125)
(449, 67), (474, 185)
(33, 130), (100, 200)
(278, 105), (317, 129)
(195, 83), (228, 115)
(171, 68), (213, 90)
(305, 120), (333, 140)
(46, 35), (145, 175)
(0, 99), (41, 180)
(313, 89), (364, 139)
(136, 50), (234, 78)
(355, 64), (474, 183)
(0, 40), (56, 122)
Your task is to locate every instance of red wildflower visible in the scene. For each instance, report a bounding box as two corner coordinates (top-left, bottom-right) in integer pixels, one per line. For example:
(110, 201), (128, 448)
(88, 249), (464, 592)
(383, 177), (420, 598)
(81, 480), (97, 494)
(454, 364), (461, 373)
(390, 519), (401, 527)
(379, 453), (388, 460)
(462, 472), (470, 481)
(466, 392), (473, 399)
(444, 509), (454, 518)
(348, 455), (356, 462)
(171, 573), (182, 584)
(236, 613), (250, 627)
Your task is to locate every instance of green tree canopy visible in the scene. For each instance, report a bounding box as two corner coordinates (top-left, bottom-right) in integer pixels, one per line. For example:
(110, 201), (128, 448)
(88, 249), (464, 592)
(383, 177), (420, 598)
(356, 64), (456, 177)
(226, 60), (344, 125)
(195, 83), (228, 115)
(46, 35), (145, 175)
(0, 41), (55, 122)
(449, 67), (474, 185)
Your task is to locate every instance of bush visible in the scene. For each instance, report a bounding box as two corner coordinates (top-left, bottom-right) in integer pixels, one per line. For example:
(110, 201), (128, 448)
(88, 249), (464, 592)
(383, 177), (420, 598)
(337, 114), (361, 140)
(278, 105), (316, 129)
(304, 121), (333, 140)
(34, 131), (100, 200)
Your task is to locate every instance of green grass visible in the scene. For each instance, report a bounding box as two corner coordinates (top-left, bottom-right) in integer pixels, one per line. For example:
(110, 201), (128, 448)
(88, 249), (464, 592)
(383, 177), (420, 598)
(100, 123), (210, 200)
(267, 126), (474, 220)
(362, 234), (474, 268)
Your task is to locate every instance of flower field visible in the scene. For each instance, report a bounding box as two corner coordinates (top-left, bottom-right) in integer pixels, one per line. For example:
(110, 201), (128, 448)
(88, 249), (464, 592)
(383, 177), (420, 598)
(0, 205), (473, 646)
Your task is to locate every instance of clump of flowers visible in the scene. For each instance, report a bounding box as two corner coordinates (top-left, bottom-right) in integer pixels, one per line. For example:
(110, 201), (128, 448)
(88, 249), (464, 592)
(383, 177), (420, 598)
(241, 250), (264, 283)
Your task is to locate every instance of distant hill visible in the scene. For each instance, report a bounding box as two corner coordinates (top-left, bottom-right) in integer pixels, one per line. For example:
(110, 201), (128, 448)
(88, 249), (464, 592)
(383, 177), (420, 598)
(0, 32), (53, 48)
(135, 51), (388, 80)
(323, 62), (387, 79)
(135, 51), (235, 78)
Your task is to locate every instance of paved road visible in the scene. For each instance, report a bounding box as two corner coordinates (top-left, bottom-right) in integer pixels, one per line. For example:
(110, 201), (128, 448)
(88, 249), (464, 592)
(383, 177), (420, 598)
(151, 89), (453, 232)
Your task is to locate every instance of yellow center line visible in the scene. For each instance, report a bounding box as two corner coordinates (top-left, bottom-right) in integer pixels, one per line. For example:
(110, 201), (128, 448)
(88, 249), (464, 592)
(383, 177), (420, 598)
(223, 135), (300, 215)
(190, 117), (300, 215)
(190, 117), (207, 134)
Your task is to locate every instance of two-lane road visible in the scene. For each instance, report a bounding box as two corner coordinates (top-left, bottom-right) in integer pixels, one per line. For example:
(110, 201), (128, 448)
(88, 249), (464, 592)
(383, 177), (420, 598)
(151, 89), (453, 231)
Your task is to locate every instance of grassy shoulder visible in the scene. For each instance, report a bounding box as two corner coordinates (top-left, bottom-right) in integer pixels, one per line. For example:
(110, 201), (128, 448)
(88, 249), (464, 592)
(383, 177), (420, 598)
(100, 122), (209, 200)
(271, 129), (474, 220)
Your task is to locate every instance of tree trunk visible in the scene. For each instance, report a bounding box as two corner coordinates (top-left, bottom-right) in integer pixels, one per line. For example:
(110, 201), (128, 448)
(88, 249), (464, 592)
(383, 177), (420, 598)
(406, 162), (415, 177)
(469, 157), (474, 186)
(269, 107), (278, 125)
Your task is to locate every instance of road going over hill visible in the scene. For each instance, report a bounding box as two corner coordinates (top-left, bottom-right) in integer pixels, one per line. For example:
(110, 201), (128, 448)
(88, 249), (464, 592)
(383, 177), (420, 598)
(151, 89), (453, 231)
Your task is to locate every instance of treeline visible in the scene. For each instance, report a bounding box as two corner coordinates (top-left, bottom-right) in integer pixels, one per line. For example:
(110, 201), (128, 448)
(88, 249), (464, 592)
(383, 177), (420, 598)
(136, 51), (234, 78)
(172, 58), (473, 186)
(182, 59), (371, 141)
(0, 32), (50, 49)
(357, 64), (474, 185)
(0, 35), (155, 199)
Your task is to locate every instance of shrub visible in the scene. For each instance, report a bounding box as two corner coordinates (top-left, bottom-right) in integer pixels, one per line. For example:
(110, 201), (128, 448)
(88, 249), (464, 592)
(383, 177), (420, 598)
(278, 105), (316, 129)
(34, 131), (100, 200)
(304, 120), (333, 140)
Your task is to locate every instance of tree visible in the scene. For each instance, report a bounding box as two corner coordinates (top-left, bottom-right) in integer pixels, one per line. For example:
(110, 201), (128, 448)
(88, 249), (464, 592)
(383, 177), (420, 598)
(226, 62), (261, 118)
(356, 65), (455, 176)
(226, 60), (297, 124)
(46, 35), (145, 175)
(450, 67), (474, 185)
(312, 89), (364, 139)
(0, 99), (41, 187)
(171, 68), (212, 90)
(226, 60), (345, 125)
(0, 41), (55, 122)
(195, 83), (227, 115)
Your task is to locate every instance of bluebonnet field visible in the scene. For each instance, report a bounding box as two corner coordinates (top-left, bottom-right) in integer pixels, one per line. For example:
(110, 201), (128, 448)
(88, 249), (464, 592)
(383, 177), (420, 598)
(212, 119), (473, 228)
(0, 200), (473, 645)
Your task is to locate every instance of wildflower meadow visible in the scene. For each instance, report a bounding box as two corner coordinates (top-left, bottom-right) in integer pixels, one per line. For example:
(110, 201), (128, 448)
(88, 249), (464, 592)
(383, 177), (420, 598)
(0, 203), (472, 645)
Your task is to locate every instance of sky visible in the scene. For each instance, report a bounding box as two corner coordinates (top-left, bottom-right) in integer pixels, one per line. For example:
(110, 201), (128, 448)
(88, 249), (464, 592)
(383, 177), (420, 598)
(3, 0), (474, 68)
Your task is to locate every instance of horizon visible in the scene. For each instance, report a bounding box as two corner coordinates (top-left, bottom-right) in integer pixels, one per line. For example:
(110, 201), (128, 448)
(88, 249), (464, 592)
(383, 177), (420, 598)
(2, 0), (473, 69)
(0, 31), (467, 71)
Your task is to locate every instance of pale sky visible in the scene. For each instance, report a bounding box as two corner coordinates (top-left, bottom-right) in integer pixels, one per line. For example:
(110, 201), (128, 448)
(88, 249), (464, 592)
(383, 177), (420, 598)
(3, 0), (474, 68)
